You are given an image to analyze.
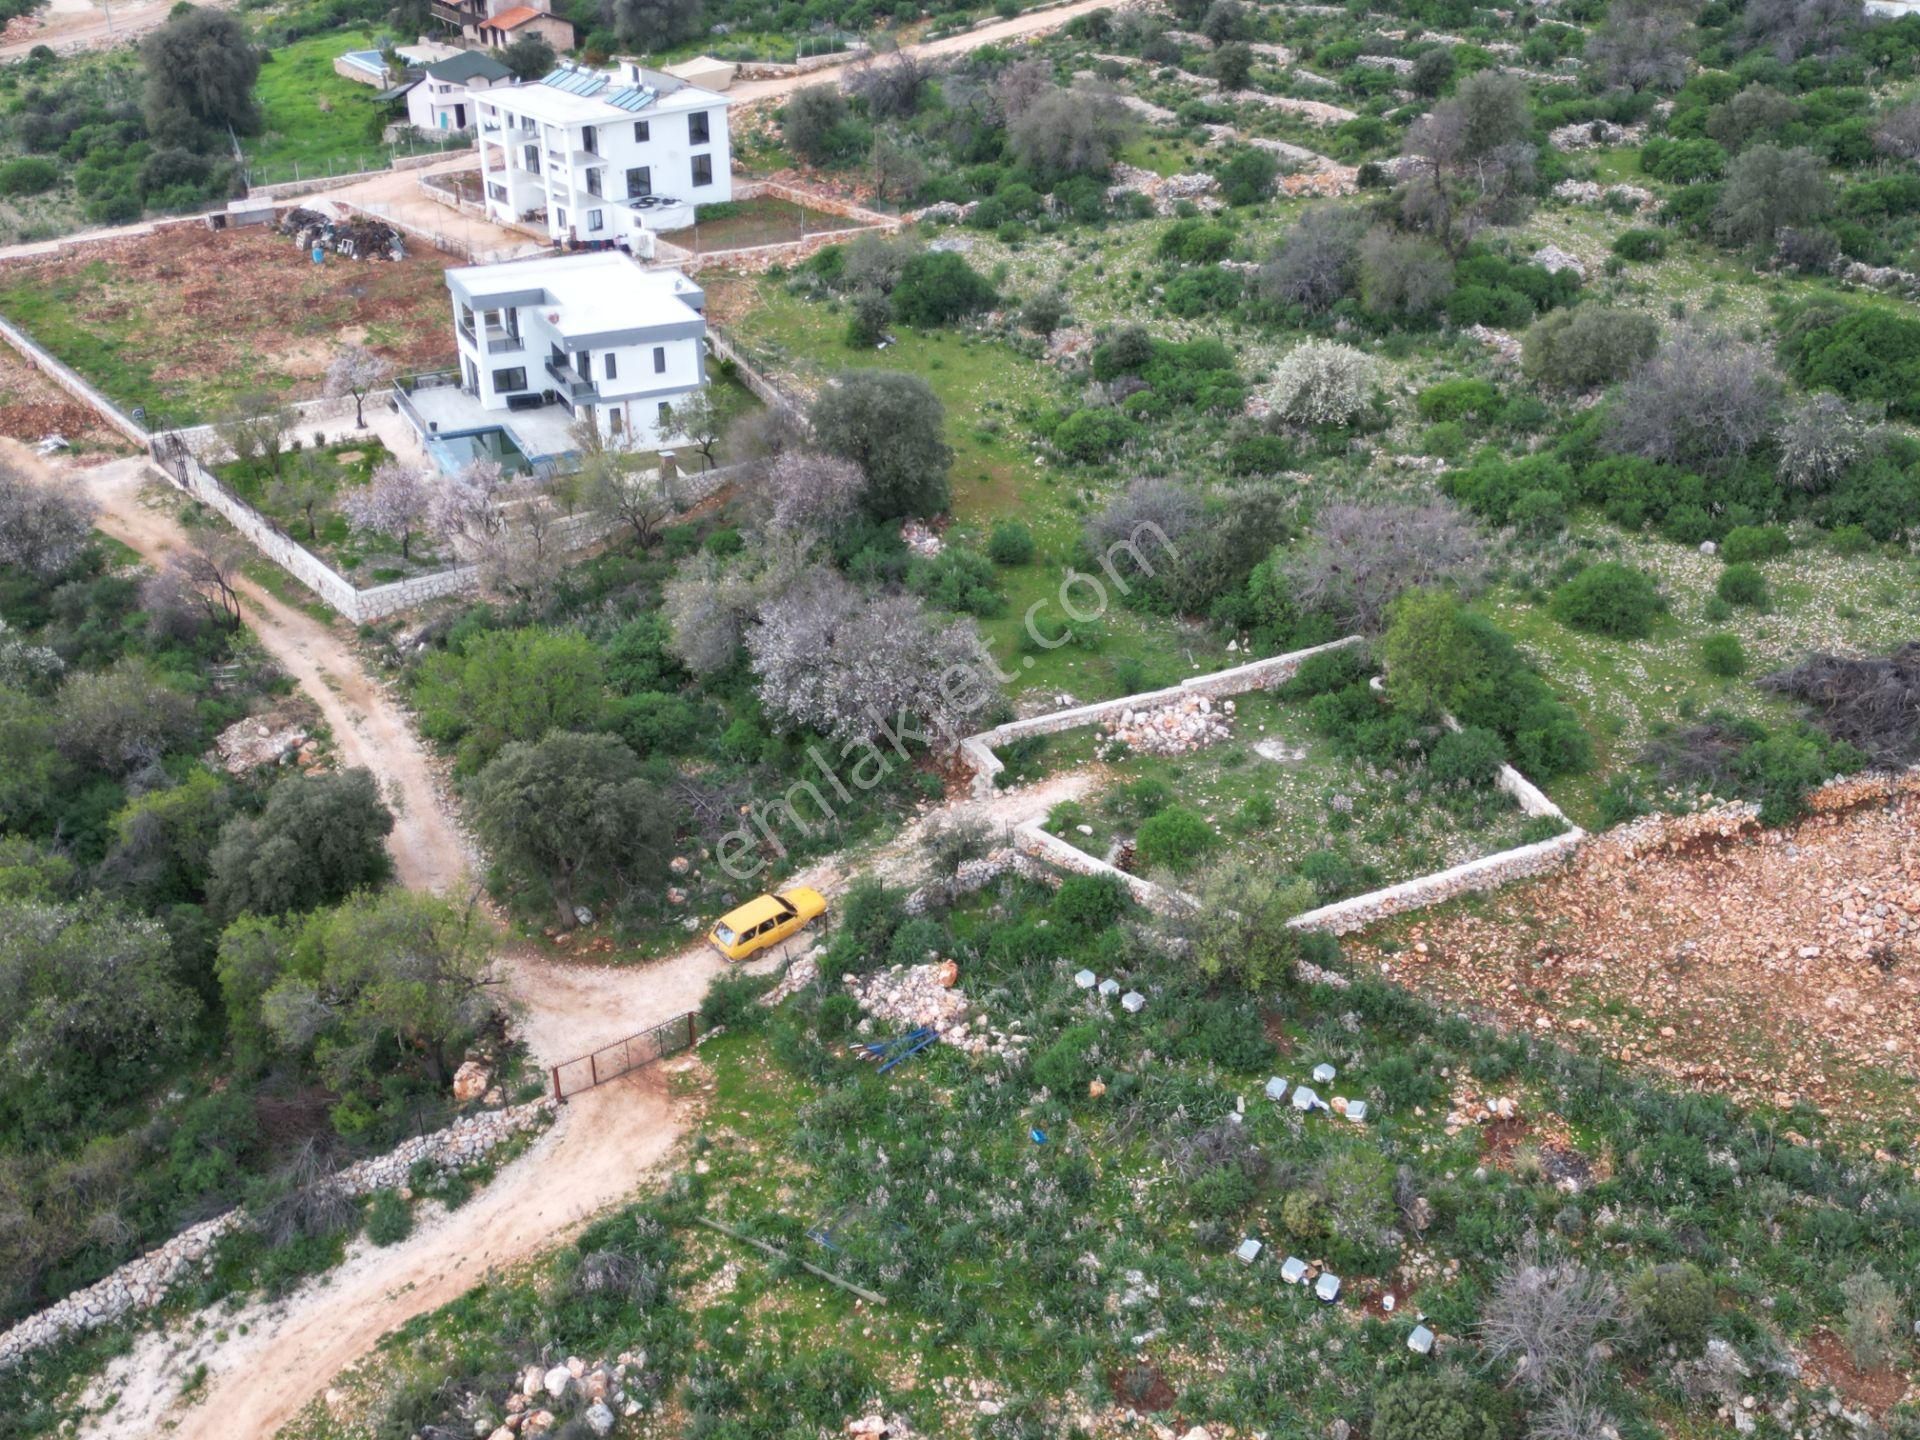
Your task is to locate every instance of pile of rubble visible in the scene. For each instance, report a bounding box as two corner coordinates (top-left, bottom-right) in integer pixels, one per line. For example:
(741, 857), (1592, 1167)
(1551, 178), (1657, 212)
(1531, 244), (1587, 279)
(1466, 324), (1523, 363)
(900, 519), (943, 556)
(904, 846), (1055, 915)
(279, 206), (407, 261)
(844, 961), (1030, 1059)
(494, 1351), (654, 1437)
(211, 711), (321, 776)
(1106, 164), (1223, 215)
(1100, 695), (1234, 757)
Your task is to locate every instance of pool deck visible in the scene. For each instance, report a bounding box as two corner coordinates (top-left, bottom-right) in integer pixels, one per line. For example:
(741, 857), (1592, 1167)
(403, 385), (582, 466)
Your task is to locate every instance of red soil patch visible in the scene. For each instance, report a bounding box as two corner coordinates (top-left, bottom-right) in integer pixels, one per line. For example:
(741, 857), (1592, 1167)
(1803, 1328), (1913, 1415)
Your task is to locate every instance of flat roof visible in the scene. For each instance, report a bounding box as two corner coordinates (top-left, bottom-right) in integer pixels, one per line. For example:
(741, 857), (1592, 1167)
(484, 62), (728, 126)
(447, 252), (705, 340)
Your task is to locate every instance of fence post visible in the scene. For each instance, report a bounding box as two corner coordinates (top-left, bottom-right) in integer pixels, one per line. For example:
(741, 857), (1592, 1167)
(551, 1064), (563, 1103)
(588, 1051), (598, 1087)
(686, 1011), (696, 1050)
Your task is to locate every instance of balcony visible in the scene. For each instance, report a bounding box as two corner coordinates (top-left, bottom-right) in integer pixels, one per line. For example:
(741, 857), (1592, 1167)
(545, 359), (598, 403)
(484, 327), (525, 354)
(429, 0), (483, 24)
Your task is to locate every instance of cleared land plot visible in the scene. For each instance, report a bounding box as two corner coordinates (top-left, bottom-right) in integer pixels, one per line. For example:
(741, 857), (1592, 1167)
(1351, 790), (1920, 1132)
(0, 337), (133, 453)
(0, 225), (459, 426)
(1010, 689), (1544, 898)
(659, 195), (872, 252)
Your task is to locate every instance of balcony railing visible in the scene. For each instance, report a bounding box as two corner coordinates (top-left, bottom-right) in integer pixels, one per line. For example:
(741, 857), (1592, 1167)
(545, 359), (598, 402)
(484, 328), (525, 354)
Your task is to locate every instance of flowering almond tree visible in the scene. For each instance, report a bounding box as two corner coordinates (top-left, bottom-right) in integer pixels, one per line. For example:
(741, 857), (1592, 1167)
(341, 459), (434, 559)
(324, 345), (396, 430)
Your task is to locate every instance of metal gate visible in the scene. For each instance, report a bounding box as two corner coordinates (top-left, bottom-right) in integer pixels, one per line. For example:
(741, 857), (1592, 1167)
(549, 1010), (700, 1101)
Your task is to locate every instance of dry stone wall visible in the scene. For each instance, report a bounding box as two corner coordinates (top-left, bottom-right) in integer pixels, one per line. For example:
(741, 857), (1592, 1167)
(0, 1100), (553, 1370)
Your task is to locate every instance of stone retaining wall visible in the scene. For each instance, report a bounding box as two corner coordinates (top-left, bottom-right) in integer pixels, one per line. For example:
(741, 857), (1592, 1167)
(1285, 830), (1586, 935)
(734, 46), (869, 78)
(0, 1100), (554, 1370)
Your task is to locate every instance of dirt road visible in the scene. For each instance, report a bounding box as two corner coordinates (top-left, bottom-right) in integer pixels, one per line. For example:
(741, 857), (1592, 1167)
(0, 0), (237, 61)
(727, 0), (1127, 105)
(15, 447), (473, 894)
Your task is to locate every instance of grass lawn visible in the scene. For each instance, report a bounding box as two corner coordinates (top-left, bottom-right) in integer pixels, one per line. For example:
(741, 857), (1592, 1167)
(245, 31), (466, 185)
(1009, 688), (1545, 897)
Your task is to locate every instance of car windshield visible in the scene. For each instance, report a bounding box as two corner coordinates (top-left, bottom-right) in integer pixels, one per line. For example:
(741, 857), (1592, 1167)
(713, 923), (737, 946)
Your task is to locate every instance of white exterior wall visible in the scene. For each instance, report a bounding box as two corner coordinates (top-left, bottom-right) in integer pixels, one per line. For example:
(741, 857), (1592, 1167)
(409, 74), (505, 132)
(473, 90), (730, 243)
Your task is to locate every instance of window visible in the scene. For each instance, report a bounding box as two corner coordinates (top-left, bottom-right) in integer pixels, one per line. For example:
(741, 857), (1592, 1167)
(586, 168), (602, 197)
(689, 110), (710, 145)
(658, 401), (671, 426)
(581, 124), (598, 155)
(492, 366), (528, 392)
(609, 409), (624, 435)
(691, 154), (712, 187)
(626, 166), (651, 198)
(487, 181), (506, 203)
(521, 144), (540, 172)
(587, 208), (604, 232)
(633, 119), (650, 143)
(652, 345), (666, 373)
(604, 352), (618, 379)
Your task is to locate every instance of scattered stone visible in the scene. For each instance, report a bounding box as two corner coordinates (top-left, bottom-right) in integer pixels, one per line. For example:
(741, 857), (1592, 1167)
(452, 1059), (492, 1104)
(1100, 694), (1232, 758)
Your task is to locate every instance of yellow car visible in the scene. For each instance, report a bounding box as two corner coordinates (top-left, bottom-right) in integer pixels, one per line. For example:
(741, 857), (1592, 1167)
(709, 886), (828, 961)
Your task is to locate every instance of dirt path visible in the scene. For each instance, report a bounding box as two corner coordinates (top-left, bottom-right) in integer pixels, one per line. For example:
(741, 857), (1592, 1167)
(0, 0), (238, 61)
(25, 447), (473, 894)
(727, 0), (1128, 104)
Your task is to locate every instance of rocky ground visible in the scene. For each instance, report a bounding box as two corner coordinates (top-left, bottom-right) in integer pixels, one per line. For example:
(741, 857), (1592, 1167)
(1101, 695), (1235, 758)
(1352, 784), (1920, 1130)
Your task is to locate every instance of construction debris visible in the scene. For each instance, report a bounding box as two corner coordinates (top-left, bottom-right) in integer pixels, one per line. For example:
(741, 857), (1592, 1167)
(280, 206), (407, 261)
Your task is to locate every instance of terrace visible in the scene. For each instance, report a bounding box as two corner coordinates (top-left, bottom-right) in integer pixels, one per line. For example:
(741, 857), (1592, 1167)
(394, 375), (583, 475)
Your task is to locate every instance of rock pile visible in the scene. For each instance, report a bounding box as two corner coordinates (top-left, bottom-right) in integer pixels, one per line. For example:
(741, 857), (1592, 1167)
(1465, 324), (1523, 363)
(900, 519), (943, 556)
(0, 1100), (553, 1369)
(212, 713), (320, 776)
(1106, 164), (1224, 215)
(1548, 118), (1645, 151)
(1532, 244), (1587, 279)
(1443, 1090), (1522, 1135)
(844, 961), (1030, 1059)
(1100, 695), (1234, 757)
(1551, 178), (1656, 211)
(492, 1350), (654, 1436)
(904, 846), (1054, 915)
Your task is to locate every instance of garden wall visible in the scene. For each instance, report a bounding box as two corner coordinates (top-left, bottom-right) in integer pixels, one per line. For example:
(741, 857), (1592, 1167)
(734, 46), (869, 78)
(0, 1100), (555, 1370)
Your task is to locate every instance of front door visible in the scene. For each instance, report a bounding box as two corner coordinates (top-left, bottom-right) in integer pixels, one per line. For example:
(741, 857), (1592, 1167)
(455, 103), (467, 128)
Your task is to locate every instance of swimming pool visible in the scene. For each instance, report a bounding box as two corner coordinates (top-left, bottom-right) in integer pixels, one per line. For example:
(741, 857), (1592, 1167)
(426, 427), (532, 476)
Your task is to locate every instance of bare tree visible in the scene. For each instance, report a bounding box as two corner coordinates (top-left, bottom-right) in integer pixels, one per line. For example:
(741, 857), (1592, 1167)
(740, 449), (867, 535)
(1481, 1238), (1623, 1394)
(1006, 81), (1134, 179)
(846, 50), (927, 119)
(1281, 500), (1488, 633)
(139, 534), (248, 637)
(1086, 476), (1203, 554)
(323, 345), (396, 429)
(1257, 205), (1367, 313)
(1602, 328), (1781, 472)
(217, 391), (294, 476)
(993, 57), (1053, 121)
(1741, 0), (1858, 61)
(662, 534), (813, 675)
(1775, 392), (1881, 493)
(580, 448), (681, 549)
(1587, 0), (1696, 91)
(340, 459), (434, 558)
(745, 565), (989, 745)
(1872, 102), (1920, 161)
(429, 458), (511, 549)
(472, 484), (567, 609)
(0, 458), (95, 580)
(54, 656), (198, 775)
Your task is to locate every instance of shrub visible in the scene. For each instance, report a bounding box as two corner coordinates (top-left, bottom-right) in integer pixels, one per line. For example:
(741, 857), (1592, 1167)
(1054, 873), (1128, 933)
(0, 157), (58, 196)
(1719, 524), (1789, 563)
(1701, 633), (1747, 676)
(1612, 228), (1667, 260)
(1032, 1022), (1102, 1093)
(1268, 341), (1377, 426)
(364, 1189), (413, 1247)
(1052, 407), (1140, 463)
(891, 252), (996, 327)
(1416, 378), (1500, 423)
(1522, 306), (1660, 391)
(987, 519), (1036, 566)
(1628, 1261), (1716, 1351)
(1510, 488), (1568, 536)
(1429, 726), (1506, 786)
(1134, 805), (1217, 873)
(1717, 562), (1769, 607)
(1298, 847), (1363, 901)
(1372, 1374), (1499, 1440)
(1841, 1267), (1903, 1370)
(1550, 562), (1665, 639)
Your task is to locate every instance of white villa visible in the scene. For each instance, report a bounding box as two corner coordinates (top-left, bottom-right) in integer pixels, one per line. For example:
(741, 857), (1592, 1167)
(398, 251), (710, 471)
(474, 61), (732, 248)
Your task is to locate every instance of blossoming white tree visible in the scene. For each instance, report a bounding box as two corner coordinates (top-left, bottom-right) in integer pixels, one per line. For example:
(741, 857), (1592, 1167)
(340, 459), (435, 559)
(1268, 341), (1378, 427)
(323, 345), (396, 430)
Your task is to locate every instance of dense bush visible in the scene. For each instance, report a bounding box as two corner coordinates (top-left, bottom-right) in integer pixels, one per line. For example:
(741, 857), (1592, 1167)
(0, 156), (57, 196)
(1701, 633), (1748, 676)
(890, 252), (997, 327)
(1627, 1261), (1716, 1351)
(1611, 227), (1667, 260)
(1716, 562), (1769, 607)
(1052, 407), (1141, 463)
(1522, 306), (1660, 391)
(1719, 523), (1790, 562)
(1372, 1374), (1500, 1440)
(1428, 725), (1506, 786)
(1549, 562), (1666, 639)
(987, 519), (1035, 565)
(1134, 805), (1218, 873)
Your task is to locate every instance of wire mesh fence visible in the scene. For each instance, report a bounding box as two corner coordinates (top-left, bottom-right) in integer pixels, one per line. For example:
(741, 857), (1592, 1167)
(549, 1011), (701, 1101)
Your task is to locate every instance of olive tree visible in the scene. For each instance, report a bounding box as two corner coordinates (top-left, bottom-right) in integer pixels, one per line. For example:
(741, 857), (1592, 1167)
(206, 768), (395, 920)
(809, 370), (952, 519)
(1602, 328), (1781, 472)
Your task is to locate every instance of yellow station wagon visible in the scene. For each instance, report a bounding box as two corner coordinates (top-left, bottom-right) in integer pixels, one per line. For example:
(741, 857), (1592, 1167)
(709, 886), (828, 962)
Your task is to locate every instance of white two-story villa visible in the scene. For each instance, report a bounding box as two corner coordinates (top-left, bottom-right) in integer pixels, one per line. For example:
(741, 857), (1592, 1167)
(398, 251), (709, 471)
(473, 61), (731, 249)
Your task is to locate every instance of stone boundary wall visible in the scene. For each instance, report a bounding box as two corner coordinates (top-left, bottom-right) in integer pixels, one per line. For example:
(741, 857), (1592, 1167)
(707, 325), (806, 415)
(0, 313), (147, 445)
(977, 634), (1588, 934)
(0, 1100), (555, 1370)
(733, 178), (900, 229)
(734, 46), (869, 78)
(958, 636), (1367, 798)
(249, 147), (477, 203)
